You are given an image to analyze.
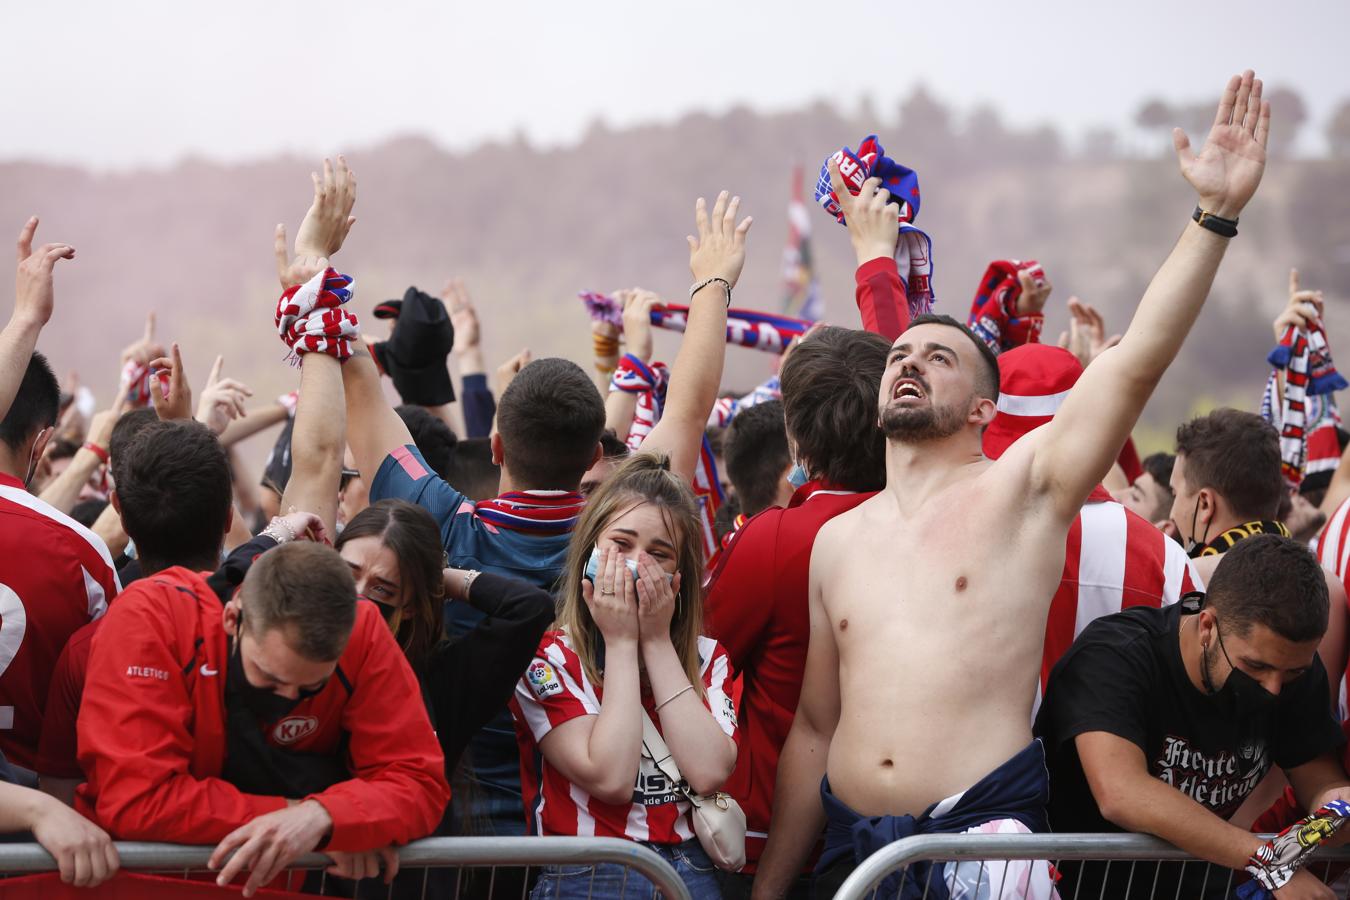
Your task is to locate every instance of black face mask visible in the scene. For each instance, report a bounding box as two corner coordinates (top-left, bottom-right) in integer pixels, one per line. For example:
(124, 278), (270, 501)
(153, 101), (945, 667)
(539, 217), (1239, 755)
(1200, 621), (1280, 719)
(227, 638), (327, 723)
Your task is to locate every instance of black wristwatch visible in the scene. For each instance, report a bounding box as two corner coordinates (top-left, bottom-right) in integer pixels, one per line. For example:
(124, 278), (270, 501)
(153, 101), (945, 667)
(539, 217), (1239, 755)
(1193, 205), (1238, 238)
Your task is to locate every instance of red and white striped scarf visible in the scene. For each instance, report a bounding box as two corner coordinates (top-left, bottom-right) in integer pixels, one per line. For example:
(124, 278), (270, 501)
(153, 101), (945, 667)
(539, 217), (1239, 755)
(275, 268), (360, 364)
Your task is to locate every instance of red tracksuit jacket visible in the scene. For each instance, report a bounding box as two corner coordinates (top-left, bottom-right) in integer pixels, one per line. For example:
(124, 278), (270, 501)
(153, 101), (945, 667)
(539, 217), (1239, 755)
(75, 567), (449, 850)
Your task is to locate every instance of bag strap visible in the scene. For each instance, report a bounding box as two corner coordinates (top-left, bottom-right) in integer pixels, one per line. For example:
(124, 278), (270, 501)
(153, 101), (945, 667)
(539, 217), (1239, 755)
(641, 707), (685, 788)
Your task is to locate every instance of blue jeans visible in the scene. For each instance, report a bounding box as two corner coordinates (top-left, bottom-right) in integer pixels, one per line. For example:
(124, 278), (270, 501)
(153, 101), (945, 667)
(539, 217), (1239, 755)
(531, 841), (723, 900)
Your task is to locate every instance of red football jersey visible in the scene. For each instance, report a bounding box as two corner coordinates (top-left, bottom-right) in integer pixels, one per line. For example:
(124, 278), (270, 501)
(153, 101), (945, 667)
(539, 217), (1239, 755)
(510, 631), (738, 844)
(0, 473), (117, 768)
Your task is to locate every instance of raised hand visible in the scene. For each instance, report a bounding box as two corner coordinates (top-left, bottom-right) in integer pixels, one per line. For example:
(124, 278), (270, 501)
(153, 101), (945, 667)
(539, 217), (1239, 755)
(495, 347), (532, 396)
(442, 278), (480, 349)
(621, 288), (661, 362)
(1057, 296), (1121, 369)
(293, 156), (357, 261)
(1274, 268), (1324, 339)
(1174, 70), (1271, 220)
(119, 312), (163, 367)
(688, 191), (753, 288)
(827, 159), (899, 265)
(14, 217), (75, 329)
(195, 355), (254, 435)
(86, 393), (125, 456)
(1015, 268), (1053, 316)
(147, 343), (193, 421)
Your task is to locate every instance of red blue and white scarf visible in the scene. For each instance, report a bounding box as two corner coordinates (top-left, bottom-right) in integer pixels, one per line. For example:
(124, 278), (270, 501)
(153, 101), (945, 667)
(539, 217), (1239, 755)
(967, 260), (1046, 355)
(275, 268), (360, 364)
(580, 292), (810, 356)
(611, 354), (725, 556)
(1262, 322), (1346, 487)
(814, 134), (935, 317)
(707, 376), (781, 430)
(474, 491), (586, 536)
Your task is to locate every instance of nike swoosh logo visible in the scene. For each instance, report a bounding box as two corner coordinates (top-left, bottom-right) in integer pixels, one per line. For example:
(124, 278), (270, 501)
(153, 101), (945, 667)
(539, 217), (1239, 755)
(200, 664), (219, 677)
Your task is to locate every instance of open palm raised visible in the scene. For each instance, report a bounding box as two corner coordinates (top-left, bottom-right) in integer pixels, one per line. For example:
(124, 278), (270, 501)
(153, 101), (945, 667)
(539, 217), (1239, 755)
(1173, 70), (1271, 221)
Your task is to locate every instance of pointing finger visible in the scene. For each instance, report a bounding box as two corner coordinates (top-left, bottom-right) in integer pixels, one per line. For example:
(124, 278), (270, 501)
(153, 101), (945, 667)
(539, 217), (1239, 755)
(1290, 268), (1300, 297)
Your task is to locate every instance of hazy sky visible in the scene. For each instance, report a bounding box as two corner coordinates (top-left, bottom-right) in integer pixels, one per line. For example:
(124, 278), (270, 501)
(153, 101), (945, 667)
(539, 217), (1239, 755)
(4, 0), (1347, 168)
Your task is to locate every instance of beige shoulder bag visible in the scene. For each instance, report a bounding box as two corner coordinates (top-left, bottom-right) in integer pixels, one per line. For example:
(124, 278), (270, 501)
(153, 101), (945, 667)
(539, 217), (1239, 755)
(641, 708), (747, 872)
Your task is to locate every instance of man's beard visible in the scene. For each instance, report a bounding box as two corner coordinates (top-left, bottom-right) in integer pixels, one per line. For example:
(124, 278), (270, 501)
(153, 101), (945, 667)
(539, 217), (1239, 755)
(880, 396), (969, 443)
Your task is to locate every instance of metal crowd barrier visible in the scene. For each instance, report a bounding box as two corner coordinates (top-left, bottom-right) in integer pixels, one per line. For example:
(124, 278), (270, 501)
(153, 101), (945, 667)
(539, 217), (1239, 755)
(832, 833), (1350, 900)
(0, 836), (694, 900)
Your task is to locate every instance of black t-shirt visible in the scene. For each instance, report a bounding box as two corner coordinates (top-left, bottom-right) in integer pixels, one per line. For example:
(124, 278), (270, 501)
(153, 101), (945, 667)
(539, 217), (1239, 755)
(1034, 602), (1343, 899)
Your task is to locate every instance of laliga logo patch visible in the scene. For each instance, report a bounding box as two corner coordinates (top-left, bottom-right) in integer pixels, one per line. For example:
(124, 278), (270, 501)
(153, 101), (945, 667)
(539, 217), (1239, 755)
(527, 660), (563, 699)
(273, 716), (319, 745)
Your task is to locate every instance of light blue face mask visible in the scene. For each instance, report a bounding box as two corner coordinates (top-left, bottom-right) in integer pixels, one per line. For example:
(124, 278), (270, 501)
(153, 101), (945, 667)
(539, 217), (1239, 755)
(584, 545), (675, 586)
(787, 462), (810, 489)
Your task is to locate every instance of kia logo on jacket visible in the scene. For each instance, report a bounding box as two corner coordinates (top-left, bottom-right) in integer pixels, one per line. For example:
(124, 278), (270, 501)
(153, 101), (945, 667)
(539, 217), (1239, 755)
(273, 716), (319, 745)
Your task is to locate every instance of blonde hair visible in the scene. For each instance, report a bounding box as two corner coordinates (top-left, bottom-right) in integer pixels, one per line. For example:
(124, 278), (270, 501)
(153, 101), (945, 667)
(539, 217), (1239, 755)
(557, 453), (706, 691)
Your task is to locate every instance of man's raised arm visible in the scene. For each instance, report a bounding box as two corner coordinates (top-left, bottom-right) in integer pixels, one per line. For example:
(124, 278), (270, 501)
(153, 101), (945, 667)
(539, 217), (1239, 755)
(641, 191), (752, 482)
(824, 160), (910, 341)
(274, 158), (357, 537)
(0, 218), (74, 422)
(1026, 71), (1271, 518)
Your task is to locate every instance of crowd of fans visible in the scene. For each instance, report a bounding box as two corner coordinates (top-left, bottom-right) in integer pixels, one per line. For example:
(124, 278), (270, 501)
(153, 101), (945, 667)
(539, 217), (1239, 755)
(2, 68), (1349, 900)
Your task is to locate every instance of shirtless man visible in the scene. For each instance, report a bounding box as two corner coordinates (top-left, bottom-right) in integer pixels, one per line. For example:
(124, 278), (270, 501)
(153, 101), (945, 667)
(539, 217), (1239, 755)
(754, 70), (1272, 900)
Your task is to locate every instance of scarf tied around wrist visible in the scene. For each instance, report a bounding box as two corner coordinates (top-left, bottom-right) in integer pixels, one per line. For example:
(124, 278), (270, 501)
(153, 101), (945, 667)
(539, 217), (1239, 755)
(275, 268), (359, 365)
(813, 134), (935, 317)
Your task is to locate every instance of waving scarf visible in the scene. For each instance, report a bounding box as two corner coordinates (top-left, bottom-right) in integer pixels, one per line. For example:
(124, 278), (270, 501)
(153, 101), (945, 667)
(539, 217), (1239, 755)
(580, 292), (810, 355)
(813, 134), (935, 317)
(1262, 322), (1347, 487)
(967, 260), (1047, 355)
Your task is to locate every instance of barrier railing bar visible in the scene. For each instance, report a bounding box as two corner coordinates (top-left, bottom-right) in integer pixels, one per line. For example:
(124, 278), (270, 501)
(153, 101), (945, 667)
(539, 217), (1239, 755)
(0, 836), (694, 900)
(833, 833), (1350, 900)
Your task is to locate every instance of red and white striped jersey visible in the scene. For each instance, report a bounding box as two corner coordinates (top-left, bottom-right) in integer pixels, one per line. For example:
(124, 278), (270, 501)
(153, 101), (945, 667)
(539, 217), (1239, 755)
(0, 473), (118, 768)
(510, 630), (738, 844)
(1037, 499), (1199, 710)
(1317, 495), (1350, 585)
(1314, 496), (1350, 714)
